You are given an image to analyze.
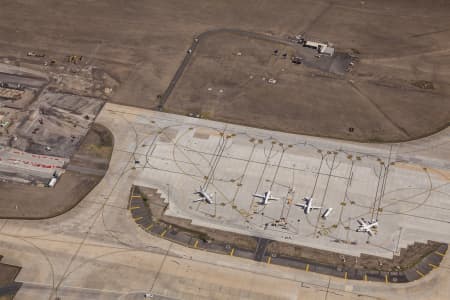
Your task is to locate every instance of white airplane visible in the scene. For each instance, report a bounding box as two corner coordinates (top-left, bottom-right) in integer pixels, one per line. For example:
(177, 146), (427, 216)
(356, 218), (378, 236)
(193, 186), (214, 204)
(296, 197), (321, 214)
(253, 190), (280, 205)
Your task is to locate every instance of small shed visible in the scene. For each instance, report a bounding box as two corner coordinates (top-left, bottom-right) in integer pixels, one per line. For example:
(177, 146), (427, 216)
(319, 45), (335, 56)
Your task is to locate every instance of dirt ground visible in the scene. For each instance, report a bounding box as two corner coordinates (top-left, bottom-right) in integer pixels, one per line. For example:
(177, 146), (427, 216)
(269, 240), (443, 272)
(165, 30), (450, 142)
(11, 91), (104, 158)
(0, 0), (448, 142)
(0, 123), (113, 218)
(0, 256), (21, 300)
(0, 263), (20, 286)
(69, 123), (114, 172)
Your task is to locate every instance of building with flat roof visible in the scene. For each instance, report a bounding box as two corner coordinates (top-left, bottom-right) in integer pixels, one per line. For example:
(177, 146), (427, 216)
(304, 40), (335, 56)
(319, 45), (335, 56)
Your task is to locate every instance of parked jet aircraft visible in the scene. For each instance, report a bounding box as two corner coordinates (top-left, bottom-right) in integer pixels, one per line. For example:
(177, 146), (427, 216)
(253, 190), (279, 205)
(356, 218), (378, 236)
(193, 186), (214, 204)
(296, 197), (321, 214)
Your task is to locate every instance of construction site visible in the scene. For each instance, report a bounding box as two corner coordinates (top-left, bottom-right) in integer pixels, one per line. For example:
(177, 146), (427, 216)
(0, 52), (116, 187)
(0, 52), (115, 221)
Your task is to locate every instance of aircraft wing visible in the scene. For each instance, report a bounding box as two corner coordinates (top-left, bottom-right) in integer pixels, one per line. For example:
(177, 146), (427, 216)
(296, 203), (306, 208)
(268, 197), (279, 201)
(357, 219), (364, 226)
(193, 197), (205, 202)
(367, 228), (374, 236)
(253, 194), (264, 199)
(311, 206), (321, 210)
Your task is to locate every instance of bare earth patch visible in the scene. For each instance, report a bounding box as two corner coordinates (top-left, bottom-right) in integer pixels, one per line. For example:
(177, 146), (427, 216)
(165, 31), (450, 142)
